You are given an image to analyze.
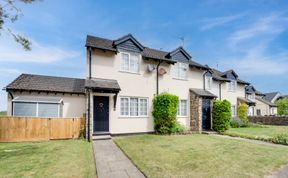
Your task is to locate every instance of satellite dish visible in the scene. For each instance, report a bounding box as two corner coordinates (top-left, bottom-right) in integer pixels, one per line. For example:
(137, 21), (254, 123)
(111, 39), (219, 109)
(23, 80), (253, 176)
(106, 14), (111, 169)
(147, 64), (156, 72)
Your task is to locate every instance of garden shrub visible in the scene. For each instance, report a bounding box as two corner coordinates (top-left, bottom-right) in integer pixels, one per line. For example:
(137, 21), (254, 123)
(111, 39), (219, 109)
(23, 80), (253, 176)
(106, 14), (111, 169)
(230, 120), (241, 128)
(271, 134), (288, 145)
(212, 100), (232, 132)
(152, 92), (179, 134)
(237, 103), (248, 124)
(170, 121), (186, 133)
(277, 99), (288, 116)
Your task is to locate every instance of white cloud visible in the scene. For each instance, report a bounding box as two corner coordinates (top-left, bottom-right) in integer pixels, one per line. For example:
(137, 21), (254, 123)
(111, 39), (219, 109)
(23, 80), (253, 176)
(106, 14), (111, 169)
(200, 14), (244, 30)
(0, 35), (81, 63)
(219, 45), (288, 76)
(0, 68), (23, 76)
(228, 13), (288, 47)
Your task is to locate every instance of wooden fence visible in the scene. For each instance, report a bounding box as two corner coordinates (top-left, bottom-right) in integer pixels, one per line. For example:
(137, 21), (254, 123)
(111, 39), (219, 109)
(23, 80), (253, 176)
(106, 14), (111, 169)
(0, 116), (85, 142)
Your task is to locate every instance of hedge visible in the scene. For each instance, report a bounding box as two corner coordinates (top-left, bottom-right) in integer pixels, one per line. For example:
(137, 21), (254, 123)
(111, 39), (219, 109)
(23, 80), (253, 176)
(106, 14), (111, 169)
(212, 100), (232, 132)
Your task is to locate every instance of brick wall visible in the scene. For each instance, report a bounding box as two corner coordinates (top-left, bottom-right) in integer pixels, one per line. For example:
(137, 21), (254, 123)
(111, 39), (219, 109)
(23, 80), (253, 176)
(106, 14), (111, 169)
(248, 116), (288, 125)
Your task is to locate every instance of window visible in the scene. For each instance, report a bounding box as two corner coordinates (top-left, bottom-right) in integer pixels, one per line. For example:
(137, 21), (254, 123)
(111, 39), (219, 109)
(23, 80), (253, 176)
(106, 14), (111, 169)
(12, 96), (62, 118)
(231, 105), (236, 116)
(247, 94), (254, 100)
(205, 76), (212, 90)
(177, 100), (187, 116)
(120, 52), (139, 73)
(228, 80), (237, 91)
(256, 109), (261, 116)
(172, 62), (188, 80)
(120, 97), (148, 117)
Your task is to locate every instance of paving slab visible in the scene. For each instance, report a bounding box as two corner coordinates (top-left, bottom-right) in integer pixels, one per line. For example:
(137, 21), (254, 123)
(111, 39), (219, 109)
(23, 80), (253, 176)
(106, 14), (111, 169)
(93, 139), (145, 178)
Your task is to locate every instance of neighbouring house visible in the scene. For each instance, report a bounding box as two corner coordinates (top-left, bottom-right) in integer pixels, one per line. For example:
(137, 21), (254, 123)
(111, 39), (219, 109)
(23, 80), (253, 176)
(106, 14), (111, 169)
(204, 68), (250, 117)
(263, 92), (282, 104)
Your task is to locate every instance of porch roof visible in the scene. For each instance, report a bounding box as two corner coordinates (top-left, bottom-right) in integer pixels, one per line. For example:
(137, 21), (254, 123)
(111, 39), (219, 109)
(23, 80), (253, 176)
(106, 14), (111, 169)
(237, 97), (256, 106)
(190, 88), (217, 98)
(85, 78), (121, 93)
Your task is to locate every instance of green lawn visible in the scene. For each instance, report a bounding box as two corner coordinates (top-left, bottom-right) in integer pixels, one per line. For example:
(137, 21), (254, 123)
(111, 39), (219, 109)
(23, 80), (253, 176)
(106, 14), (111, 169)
(0, 140), (96, 178)
(225, 125), (288, 140)
(0, 111), (7, 116)
(115, 134), (288, 178)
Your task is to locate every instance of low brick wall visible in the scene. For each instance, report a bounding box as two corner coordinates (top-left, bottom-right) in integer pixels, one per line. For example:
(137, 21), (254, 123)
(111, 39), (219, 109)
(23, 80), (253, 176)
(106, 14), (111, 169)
(248, 116), (288, 125)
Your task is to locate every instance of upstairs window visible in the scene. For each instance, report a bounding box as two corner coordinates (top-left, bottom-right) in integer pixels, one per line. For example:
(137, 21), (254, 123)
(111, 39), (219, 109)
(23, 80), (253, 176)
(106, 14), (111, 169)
(205, 76), (212, 90)
(247, 94), (254, 100)
(121, 52), (139, 73)
(228, 80), (237, 92)
(172, 62), (188, 80)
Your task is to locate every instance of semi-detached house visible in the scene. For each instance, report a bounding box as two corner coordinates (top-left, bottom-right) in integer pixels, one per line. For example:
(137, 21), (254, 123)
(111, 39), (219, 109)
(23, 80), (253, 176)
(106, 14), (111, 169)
(5, 34), (251, 138)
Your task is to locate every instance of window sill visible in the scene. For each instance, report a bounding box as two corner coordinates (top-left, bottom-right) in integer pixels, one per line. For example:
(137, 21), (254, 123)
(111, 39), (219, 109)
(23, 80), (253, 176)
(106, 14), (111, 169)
(177, 116), (188, 118)
(172, 78), (188, 81)
(118, 116), (149, 119)
(119, 70), (141, 75)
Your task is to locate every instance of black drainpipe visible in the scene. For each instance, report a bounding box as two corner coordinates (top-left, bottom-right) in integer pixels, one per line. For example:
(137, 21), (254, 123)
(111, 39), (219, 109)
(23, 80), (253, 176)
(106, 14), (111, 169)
(156, 60), (163, 95)
(87, 47), (92, 142)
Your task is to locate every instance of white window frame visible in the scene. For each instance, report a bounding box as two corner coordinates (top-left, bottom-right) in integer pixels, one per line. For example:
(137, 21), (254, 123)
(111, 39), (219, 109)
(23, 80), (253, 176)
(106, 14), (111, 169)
(172, 62), (188, 80)
(205, 76), (212, 90)
(177, 99), (188, 117)
(120, 52), (140, 73)
(119, 97), (148, 117)
(231, 105), (236, 117)
(228, 80), (237, 92)
(13, 101), (62, 118)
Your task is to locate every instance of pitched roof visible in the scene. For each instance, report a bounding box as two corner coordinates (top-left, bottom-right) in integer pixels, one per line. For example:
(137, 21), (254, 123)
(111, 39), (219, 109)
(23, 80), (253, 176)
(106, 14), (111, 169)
(210, 68), (249, 84)
(237, 97), (255, 105)
(189, 88), (217, 98)
(85, 78), (120, 92)
(256, 97), (277, 107)
(5, 74), (85, 94)
(86, 34), (209, 70)
(263, 92), (280, 102)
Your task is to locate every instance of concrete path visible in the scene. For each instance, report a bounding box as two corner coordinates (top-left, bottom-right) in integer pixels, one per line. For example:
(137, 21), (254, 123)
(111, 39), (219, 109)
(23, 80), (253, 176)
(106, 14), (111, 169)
(93, 139), (145, 178)
(267, 165), (288, 178)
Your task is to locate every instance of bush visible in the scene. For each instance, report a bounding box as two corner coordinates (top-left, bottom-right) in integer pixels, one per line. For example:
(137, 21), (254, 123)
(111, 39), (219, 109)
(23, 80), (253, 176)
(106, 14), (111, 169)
(271, 134), (288, 145)
(277, 99), (288, 116)
(237, 103), (248, 124)
(152, 92), (179, 134)
(170, 121), (186, 133)
(230, 120), (241, 128)
(212, 100), (232, 132)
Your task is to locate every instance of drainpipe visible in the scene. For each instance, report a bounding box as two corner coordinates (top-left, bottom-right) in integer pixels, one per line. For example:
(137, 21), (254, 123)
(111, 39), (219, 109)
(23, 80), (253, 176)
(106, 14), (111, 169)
(203, 71), (208, 90)
(88, 47), (92, 79)
(156, 60), (163, 95)
(219, 82), (223, 100)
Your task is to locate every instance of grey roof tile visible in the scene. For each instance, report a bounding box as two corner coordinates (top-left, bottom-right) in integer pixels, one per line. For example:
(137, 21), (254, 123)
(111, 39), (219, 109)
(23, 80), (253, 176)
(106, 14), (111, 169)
(5, 74), (85, 94)
(263, 92), (280, 102)
(85, 78), (120, 91)
(256, 97), (277, 107)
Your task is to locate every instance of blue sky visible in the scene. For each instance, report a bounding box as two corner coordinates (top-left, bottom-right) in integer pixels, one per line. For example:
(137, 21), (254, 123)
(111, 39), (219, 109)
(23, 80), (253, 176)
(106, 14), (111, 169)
(1, 0), (288, 111)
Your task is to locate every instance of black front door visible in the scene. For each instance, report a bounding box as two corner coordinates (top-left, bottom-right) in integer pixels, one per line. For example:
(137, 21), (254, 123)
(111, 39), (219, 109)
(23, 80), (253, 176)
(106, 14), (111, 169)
(202, 99), (211, 130)
(93, 96), (109, 132)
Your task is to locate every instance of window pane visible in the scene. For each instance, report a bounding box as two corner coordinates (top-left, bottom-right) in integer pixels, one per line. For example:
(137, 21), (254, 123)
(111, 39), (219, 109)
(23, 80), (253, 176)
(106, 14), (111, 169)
(130, 54), (139, 72)
(38, 103), (59, 117)
(130, 98), (138, 116)
(14, 102), (37, 117)
(121, 53), (129, 71)
(181, 100), (187, 116)
(120, 98), (129, 116)
(139, 99), (147, 116)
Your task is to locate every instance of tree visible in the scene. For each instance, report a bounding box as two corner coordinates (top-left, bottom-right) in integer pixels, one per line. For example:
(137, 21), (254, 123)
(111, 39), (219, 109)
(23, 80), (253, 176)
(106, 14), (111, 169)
(277, 99), (288, 116)
(0, 0), (37, 50)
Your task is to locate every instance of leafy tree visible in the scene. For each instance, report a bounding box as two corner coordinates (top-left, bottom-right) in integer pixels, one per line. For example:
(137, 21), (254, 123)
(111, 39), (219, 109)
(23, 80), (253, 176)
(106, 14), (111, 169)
(277, 99), (288, 116)
(0, 0), (37, 50)
(237, 103), (248, 124)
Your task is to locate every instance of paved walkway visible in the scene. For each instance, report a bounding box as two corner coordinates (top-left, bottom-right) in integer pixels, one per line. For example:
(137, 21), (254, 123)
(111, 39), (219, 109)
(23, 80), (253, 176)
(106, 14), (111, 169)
(93, 139), (145, 178)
